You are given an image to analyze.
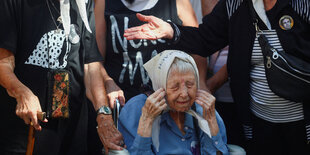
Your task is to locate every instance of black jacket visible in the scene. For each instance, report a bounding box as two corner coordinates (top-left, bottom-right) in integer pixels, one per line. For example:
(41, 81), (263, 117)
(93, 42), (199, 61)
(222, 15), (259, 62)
(172, 0), (310, 141)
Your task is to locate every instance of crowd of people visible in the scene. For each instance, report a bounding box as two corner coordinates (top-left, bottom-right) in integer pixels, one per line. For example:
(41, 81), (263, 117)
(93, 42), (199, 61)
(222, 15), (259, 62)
(0, 0), (309, 155)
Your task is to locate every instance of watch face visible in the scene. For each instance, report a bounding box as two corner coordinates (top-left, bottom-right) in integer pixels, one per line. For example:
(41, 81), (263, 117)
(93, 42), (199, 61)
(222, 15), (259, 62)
(103, 106), (111, 114)
(98, 106), (112, 115)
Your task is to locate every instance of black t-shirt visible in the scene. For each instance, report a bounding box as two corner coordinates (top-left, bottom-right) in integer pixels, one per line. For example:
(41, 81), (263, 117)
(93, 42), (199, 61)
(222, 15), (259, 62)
(104, 0), (182, 100)
(0, 0), (102, 154)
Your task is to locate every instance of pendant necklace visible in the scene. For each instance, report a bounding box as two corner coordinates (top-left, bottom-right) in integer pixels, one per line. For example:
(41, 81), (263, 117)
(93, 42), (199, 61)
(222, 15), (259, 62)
(48, 0), (62, 23)
(46, 0), (62, 33)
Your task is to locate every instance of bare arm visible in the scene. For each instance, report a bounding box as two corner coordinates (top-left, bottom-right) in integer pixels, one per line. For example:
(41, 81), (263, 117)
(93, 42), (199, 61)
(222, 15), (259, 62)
(94, 0), (125, 107)
(206, 64), (228, 94)
(176, 0), (198, 27)
(201, 0), (219, 16)
(84, 62), (124, 152)
(195, 89), (219, 136)
(94, 0), (107, 60)
(0, 48), (45, 131)
(176, 0), (209, 91)
(137, 88), (167, 137)
(192, 55), (209, 91)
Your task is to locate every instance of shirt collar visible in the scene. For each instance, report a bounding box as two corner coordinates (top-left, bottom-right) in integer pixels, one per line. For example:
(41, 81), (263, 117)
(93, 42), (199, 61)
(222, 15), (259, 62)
(160, 111), (195, 130)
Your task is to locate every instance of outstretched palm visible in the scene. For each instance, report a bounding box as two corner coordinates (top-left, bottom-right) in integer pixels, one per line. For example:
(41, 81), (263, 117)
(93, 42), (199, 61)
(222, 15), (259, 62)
(124, 13), (174, 40)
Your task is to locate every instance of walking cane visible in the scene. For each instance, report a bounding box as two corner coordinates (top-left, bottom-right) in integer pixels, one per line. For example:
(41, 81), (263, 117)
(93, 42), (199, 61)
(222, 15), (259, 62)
(26, 112), (46, 155)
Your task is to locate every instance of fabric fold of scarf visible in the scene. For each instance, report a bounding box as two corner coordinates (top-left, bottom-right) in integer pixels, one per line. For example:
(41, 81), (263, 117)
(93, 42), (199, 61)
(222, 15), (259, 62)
(60, 0), (92, 38)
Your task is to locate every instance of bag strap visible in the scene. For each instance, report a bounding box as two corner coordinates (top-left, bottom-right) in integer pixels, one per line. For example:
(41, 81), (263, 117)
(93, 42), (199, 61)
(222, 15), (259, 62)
(248, 0), (263, 34)
(248, 0), (276, 58)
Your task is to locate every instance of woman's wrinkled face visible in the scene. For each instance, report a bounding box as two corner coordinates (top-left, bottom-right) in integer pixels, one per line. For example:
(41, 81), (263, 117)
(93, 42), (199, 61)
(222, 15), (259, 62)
(166, 68), (197, 112)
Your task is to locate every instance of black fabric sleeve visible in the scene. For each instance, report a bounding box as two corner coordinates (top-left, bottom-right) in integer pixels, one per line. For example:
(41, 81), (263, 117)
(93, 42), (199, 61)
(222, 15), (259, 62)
(0, 0), (19, 54)
(172, 0), (229, 57)
(84, 0), (104, 64)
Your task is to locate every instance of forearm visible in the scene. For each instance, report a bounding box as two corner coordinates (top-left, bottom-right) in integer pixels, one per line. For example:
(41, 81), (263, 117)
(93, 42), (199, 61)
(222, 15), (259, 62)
(191, 54), (208, 91)
(100, 65), (113, 83)
(206, 64), (228, 93)
(94, 0), (107, 60)
(209, 117), (220, 137)
(137, 112), (154, 137)
(177, 0), (199, 28)
(0, 48), (31, 98)
(84, 62), (109, 111)
(201, 0), (219, 16)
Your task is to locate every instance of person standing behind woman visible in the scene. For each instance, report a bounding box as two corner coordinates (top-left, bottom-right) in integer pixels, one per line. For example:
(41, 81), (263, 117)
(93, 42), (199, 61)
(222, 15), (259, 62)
(94, 0), (208, 108)
(90, 0), (207, 154)
(123, 0), (310, 154)
(207, 47), (246, 150)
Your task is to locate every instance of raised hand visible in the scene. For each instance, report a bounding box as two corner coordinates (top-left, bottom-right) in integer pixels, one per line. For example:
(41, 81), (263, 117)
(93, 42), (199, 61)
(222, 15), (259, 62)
(142, 88), (167, 120)
(137, 88), (167, 137)
(124, 13), (174, 40)
(195, 89), (219, 136)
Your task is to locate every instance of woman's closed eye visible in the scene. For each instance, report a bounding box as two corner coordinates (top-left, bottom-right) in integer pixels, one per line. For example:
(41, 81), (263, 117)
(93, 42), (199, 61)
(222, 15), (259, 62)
(169, 84), (179, 91)
(186, 81), (194, 88)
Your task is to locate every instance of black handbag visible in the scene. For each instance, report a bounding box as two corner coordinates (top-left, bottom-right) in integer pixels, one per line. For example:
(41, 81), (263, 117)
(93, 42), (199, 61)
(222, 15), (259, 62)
(249, 4), (310, 103)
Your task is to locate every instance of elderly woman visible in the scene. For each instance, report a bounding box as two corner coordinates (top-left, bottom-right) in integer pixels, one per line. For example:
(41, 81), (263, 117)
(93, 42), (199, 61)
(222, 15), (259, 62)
(118, 50), (228, 155)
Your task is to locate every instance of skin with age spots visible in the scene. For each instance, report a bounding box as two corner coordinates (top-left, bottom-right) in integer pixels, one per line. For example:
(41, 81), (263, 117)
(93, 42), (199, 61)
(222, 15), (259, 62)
(166, 69), (197, 112)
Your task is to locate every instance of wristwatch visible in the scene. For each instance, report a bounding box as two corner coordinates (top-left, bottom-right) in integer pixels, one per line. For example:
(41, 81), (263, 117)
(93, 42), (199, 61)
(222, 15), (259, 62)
(97, 106), (112, 115)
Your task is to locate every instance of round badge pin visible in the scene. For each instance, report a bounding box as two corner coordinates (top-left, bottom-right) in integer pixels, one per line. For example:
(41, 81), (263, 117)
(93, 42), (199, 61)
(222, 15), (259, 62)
(279, 15), (294, 30)
(68, 24), (80, 44)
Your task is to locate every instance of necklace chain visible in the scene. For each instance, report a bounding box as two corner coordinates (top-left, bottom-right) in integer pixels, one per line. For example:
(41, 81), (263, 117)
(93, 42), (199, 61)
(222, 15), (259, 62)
(46, 0), (62, 32)
(48, 0), (60, 14)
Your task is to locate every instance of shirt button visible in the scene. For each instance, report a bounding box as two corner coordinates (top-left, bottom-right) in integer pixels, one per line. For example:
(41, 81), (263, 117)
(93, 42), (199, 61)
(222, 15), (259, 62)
(215, 141), (218, 145)
(181, 138), (185, 141)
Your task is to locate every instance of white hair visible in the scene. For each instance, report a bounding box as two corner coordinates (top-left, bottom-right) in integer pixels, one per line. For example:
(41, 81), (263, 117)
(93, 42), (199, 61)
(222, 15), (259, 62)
(167, 58), (199, 88)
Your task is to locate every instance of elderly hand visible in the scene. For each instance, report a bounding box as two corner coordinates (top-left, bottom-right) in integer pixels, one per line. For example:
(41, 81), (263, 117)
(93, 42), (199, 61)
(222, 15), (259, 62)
(124, 13), (174, 40)
(105, 79), (125, 108)
(137, 88), (167, 137)
(142, 88), (167, 120)
(96, 115), (125, 153)
(195, 89), (219, 136)
(14, 87), (47, 131)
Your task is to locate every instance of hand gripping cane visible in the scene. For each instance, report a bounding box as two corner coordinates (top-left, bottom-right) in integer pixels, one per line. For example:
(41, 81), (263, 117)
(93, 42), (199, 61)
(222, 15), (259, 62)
(26, 112), (46, 155)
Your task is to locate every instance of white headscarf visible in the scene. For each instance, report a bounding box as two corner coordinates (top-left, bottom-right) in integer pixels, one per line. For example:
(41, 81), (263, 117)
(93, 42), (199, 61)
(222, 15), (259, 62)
(143, 50), (211, 152)
(60, 0), (92, 38)
(144, 50), (200, 90)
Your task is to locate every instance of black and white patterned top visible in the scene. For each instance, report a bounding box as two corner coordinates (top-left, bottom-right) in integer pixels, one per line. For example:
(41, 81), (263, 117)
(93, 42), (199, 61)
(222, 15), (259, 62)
(250, 30), (304, 123)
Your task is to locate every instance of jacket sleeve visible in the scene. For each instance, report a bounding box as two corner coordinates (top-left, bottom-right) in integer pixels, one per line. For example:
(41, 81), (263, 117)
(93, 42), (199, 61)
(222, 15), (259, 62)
(172, 0), (229, 57)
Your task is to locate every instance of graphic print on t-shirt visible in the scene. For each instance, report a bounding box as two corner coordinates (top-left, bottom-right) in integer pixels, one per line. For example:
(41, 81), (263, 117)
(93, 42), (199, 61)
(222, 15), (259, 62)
(25, 29), (70, 69)
(110, 15), (165, 85)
